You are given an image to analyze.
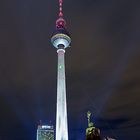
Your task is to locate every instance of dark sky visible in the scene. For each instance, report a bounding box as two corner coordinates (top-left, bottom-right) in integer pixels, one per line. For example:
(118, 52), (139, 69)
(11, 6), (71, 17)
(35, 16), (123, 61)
(0, 0), (140, 139)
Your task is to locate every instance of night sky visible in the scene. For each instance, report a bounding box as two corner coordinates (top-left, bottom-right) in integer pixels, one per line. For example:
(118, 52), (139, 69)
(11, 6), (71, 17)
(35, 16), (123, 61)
(0, 0), (140, 139)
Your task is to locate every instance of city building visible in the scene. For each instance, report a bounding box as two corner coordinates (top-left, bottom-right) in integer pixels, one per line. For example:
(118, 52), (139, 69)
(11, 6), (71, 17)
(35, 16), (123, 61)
(51, 0), (71, 140)
(37, 124), (54, 140)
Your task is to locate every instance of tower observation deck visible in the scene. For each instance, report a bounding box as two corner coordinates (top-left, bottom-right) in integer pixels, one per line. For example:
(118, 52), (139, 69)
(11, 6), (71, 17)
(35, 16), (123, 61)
(51, 0), (71, 140)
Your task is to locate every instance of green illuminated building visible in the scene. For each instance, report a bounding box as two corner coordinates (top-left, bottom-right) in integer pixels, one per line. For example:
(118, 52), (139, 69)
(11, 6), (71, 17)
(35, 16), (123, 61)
(37, 125), (54, 140)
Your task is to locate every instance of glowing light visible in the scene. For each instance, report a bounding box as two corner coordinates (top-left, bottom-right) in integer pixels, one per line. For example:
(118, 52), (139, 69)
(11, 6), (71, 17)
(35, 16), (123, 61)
(41, 125), (52, 129)
(59, 65), (62, 69)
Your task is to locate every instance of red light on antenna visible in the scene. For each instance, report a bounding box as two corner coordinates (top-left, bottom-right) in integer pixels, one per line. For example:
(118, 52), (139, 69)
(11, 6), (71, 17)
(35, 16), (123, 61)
(59, 12), (63, 17)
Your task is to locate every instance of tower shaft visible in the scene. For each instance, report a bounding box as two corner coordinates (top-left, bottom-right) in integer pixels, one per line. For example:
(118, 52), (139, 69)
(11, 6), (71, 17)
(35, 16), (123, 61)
(56, 49), (68, 140)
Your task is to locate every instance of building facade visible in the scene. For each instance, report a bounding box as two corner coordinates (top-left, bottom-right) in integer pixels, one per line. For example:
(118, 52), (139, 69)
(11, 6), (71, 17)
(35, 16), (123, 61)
(37, 125), (54, 140)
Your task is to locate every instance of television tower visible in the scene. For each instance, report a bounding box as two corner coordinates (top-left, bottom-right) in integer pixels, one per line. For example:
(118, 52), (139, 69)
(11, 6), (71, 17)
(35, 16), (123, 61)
(51, 0), (71, 140)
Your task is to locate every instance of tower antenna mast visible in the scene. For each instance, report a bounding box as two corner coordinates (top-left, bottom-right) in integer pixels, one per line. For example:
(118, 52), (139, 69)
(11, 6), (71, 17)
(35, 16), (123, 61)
(59, 0), (63, 17)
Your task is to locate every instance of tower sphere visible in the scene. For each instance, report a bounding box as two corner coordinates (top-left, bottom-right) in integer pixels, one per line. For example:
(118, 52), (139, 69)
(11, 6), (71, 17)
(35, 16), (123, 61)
(51, 17), (71, 49)
(56, 17), (66, 28)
